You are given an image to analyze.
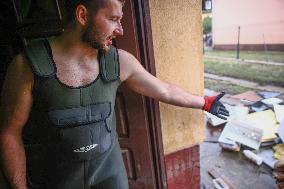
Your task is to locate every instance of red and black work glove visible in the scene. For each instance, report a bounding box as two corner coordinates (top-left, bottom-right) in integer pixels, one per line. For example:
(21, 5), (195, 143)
(203, 92), (230, 120)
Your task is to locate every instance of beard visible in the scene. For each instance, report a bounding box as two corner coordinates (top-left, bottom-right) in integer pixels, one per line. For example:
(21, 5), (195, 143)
(81, 22), (111, 51)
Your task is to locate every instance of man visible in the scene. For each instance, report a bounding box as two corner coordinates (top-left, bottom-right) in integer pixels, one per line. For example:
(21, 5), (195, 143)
(0, 0), (229, 188)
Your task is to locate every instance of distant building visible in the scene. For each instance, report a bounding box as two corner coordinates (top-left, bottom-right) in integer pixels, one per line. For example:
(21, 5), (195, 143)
(212, 0), (284, 51)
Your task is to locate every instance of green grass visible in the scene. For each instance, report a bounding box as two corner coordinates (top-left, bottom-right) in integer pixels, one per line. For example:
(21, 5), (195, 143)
(204, 60), (284, 87)
(205, 50), (284, 63)
(205, 79), (253, 95)
(205, 79), (284, 101)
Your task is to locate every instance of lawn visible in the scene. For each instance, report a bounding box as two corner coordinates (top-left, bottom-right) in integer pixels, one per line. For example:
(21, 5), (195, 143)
(205, 79), (253, 95)
(205, 50), (284, 63)
(204, 60), (284, 87)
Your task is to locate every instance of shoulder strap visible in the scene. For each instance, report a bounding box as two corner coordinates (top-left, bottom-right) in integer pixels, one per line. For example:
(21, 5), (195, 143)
(24, 40), (56, 77)
(99, 45), (120, 82)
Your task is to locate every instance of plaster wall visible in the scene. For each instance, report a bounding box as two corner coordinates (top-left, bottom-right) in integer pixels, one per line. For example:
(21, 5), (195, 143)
(149, 0), (204, 155)
(212, 0), (284, 45)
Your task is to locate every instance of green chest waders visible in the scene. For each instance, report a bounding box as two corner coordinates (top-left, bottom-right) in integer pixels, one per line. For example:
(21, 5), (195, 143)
(23, 40), (128, 189)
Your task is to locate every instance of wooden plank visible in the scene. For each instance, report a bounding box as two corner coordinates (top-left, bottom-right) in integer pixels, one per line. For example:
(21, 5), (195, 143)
(208, 168), (238, 189)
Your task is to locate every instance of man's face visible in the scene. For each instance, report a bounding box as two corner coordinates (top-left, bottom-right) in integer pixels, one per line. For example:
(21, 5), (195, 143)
(82, 0), (124, 50)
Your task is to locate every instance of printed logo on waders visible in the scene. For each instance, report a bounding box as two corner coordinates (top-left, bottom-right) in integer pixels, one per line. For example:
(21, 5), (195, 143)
(73, 144), (98, 153)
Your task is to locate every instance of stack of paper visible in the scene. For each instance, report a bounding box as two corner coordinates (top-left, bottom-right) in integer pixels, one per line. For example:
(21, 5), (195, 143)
(246, 110), (279, 142)
(218, 121), (263, 150)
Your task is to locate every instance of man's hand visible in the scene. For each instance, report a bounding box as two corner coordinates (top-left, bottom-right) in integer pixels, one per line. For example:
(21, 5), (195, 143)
(203, 92), (230, 120)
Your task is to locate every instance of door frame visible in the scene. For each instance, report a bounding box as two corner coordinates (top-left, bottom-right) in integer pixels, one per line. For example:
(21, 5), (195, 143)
(132, 1), (167, 188)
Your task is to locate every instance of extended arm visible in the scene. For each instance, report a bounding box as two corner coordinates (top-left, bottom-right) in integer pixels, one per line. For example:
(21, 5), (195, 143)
(0, 54), (34, 189)
(119, 49), (229, 118)
(119, 49), (205, 108)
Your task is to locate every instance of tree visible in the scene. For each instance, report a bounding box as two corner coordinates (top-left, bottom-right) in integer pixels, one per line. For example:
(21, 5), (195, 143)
(203, 16), (212, 34)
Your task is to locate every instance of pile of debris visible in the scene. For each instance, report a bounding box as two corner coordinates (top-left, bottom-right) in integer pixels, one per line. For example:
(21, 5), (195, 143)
(205, 90), (284, 189)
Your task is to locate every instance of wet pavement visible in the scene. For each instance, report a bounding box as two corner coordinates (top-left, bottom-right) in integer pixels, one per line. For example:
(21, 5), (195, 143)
(200, 122), (277, 189)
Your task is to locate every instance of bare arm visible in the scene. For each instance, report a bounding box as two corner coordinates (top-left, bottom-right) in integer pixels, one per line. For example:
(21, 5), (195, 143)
(119, 49), (205, 109)
(0, 54), (34, 189)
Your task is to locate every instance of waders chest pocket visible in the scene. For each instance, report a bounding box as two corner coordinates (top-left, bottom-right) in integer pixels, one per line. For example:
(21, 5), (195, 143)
(47, 102), (112, 161)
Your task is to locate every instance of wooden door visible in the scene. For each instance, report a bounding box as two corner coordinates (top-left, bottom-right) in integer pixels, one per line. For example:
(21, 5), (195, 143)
(115, 0), (166, 188)
(0, 0), (166, 188)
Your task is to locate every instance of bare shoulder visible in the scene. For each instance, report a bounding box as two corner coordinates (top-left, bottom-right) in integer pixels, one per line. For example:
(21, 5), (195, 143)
(1, 53), (34, 103)
(4, 53), (34, 90)
(7, 53), (33, 78)
(117, 49), (136, 62)
(118, 49), (142, 82)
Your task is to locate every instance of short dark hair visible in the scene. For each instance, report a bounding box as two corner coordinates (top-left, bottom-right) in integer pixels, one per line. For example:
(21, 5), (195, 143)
(65, 0), (125, 25)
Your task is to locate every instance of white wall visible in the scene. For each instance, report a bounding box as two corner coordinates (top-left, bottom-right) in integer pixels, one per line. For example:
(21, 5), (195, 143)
(212, 0), (284, 45)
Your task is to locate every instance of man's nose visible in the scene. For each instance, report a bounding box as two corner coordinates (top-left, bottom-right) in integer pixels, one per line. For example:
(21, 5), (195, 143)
(114, 24), (123, 36)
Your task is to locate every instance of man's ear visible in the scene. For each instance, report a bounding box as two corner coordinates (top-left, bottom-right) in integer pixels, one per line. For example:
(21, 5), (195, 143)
(75, 5), (89, 26)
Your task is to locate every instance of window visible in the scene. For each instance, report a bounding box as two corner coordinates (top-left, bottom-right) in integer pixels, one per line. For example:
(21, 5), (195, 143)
(202, 0), (212, 12)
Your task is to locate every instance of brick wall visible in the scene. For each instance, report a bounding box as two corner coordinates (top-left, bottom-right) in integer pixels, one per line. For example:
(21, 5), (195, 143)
(165, 145), (200, 189)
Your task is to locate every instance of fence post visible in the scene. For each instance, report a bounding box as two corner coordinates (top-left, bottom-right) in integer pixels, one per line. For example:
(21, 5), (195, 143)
(237, 26), (240, 59)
